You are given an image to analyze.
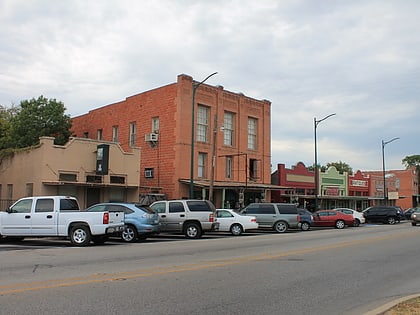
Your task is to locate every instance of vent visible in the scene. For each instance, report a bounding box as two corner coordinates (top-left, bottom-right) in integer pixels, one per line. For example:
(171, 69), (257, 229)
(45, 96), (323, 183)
(145, 133), (158, 142)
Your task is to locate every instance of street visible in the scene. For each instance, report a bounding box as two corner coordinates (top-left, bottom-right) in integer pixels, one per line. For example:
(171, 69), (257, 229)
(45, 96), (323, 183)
(1, 222), (420, 314)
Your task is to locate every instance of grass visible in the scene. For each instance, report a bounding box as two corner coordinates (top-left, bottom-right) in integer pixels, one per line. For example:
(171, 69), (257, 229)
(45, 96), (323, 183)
(384, 297), (420, 314)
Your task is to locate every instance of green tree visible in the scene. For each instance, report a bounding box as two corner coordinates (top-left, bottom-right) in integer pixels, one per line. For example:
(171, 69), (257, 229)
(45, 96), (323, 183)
(8, 96), (72, 148)
(402, 155), (420, 170)
(325, 161), (353, 175)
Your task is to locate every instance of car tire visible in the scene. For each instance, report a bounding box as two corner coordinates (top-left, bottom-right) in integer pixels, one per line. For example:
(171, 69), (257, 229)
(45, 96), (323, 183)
(230, 223), (243, 236)
(354, 219), (360, 227)
(274, 221), (288, 233)
(387, 217), (396, 225)
(300, 222), (310, 231)
(92, 236), (108, 245)
(70, 225), (91, 246)
(121, 224), (138, 243)
(411, 222), (417, 226)
(335, 220), (345, 229)
(184, 222), (202, 239)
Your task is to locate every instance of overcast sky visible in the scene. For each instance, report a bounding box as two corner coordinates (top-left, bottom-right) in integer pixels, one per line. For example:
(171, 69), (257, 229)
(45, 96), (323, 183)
(1, 0), (418, 172)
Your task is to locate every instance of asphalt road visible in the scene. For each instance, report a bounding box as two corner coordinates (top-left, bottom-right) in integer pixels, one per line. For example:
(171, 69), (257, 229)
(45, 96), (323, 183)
(1, 222), (419, 315)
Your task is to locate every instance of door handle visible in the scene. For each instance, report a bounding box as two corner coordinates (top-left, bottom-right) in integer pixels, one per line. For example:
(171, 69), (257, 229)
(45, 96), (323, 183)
(180, 214), (185, 217)
(47, 215), (53, 219)
(161, 215), (166, 218)
(25, 215), (31, 219)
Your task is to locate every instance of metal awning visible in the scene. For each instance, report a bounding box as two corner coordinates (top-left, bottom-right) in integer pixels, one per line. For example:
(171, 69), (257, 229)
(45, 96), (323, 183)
(179, 179), (290, 190)
(42, 181), (139, 189)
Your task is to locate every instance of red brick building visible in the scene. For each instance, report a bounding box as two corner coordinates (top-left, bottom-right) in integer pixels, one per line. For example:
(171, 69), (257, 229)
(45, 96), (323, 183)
(348, 170), (370, 211)
(71, 74), (273, 208)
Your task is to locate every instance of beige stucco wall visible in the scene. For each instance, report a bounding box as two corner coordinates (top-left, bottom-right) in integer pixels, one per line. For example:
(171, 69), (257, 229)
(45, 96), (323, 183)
(0, 137), (140, 207)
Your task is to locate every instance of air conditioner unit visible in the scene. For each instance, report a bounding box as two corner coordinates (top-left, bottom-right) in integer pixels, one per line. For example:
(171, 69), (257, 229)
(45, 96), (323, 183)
(145, 133), (158, 142)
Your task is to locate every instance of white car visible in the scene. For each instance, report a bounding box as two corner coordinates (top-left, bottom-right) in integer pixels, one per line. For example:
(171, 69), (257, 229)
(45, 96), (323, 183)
(215, 209), (259, 236)
(334, 208), (365, 227)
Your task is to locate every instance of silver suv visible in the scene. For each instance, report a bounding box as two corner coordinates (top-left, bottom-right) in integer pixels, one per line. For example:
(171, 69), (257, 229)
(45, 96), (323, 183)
(241, 203), (299, 233)
(150, 200), (219, 238)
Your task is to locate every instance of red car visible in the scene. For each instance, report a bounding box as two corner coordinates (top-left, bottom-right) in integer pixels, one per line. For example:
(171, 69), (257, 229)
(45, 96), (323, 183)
(312, 210), (354, 229)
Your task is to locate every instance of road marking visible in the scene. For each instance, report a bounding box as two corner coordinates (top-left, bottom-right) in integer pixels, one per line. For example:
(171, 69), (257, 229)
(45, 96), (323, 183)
(0, 229), (418, 295)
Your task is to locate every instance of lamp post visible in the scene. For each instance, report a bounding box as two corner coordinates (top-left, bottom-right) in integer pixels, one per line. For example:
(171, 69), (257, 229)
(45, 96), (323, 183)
(189, 72), (218, 199)
(314, 113), (336, 211)
(382, 137), (399, 205)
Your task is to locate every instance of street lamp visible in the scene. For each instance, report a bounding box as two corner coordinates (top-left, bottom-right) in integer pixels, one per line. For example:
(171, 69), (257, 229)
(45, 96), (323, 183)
(189, 72), (218, 199)
(382, 137), (399, 205)
(314, 113), (336, 211)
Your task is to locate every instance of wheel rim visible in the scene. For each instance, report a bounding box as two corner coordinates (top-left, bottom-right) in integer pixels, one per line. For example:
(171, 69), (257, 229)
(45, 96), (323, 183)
(73, 228), (87, 244)
(336, 220), (345, 229)
(388, 217), (396, 224)
(354, 219), (360, 227)
(301, 222), (310, 231)
(186, 226), (198, 238)
(122, 227), (135, 242)
(275, 222), (287, 233)
(231, 224), (242, 236)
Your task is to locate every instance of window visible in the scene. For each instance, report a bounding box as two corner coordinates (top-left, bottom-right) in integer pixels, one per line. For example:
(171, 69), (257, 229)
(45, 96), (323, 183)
(247, 117), (257, 150)
(144, 168), (154, 178)
(7, 184), (13, 200)
(83, 132), (89, 138)
(112, 126), (119, 142)
(197, 105), (209, 142)
(169, 202), (185, 213)
(60, 199), (80, 211)
(129, 122), (136, 147)
(97, 129), (103, 140)
(226, 156), (233, 179)
(59, 173), (77, 182)
(223, 112), (234, 146)
(186, 200), (213, 212)
(10, 199), (32, 213)
(110, 176), (126, 184)
(152, 117), (160, 133)
(198, 152), (207, 178)
(249, 158), (258, 180)
(86, 175), (102, 183)
(35, 199), (54, 213)
(26, 183), (33, 197)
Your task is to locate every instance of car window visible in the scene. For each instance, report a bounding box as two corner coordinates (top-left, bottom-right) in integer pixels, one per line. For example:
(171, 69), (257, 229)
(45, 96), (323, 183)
(186, 201), (213, 212)
(106, 205), (132, 214)
(277, 204), (297, 214)
(244, 204), (259, 214)
(150, 202), (166, 213)
(10, 199), (32, 213)
(35, 199), (54, 213)
(259, 204), (276, 214)
(135, 205), (156, 214)
(60, 199), (80, 211)
(318, 211), (328, 217)
(216, 210), (233, 218)
(86, 204), (107, 212)
(169, 202), (185, 213)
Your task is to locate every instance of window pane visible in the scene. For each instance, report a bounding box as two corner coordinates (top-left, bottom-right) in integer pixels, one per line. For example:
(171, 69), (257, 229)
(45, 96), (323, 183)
(248, 118), (257, 150)
(224, 112), (234, 146)
(197, 105), (209, 142)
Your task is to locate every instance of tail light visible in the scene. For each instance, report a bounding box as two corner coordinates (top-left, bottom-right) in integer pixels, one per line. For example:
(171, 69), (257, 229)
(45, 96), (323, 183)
(251, 218), (257, 223)
(209, 212), (214, 222)
(103, 212), (109, 224)
(297, 214), (301, 222)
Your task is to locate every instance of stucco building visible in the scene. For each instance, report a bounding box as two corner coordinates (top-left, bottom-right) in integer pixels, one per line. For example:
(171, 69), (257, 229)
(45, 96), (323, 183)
(71, 74), (273, 208)
(0, 137), (140, 208)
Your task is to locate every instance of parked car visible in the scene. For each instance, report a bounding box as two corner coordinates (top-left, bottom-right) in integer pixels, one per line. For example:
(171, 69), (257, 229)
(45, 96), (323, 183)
(240, 203), (299, 233)
(215, 209), (258, 235)
(334, 208), (365, 227)
(86, 202), (160, 242)
(312, 210), (354, 229)
(150, 200), (219, 238)
(297, 208), (313, 231)
(362, 206), (402, 225)
(410, 208), (420, 226)
(404, 207), (419, 220)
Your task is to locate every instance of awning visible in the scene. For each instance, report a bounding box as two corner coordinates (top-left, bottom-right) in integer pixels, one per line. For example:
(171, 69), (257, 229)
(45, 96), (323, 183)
(179, 179), (290, 190)
(42, 181), (139, 189)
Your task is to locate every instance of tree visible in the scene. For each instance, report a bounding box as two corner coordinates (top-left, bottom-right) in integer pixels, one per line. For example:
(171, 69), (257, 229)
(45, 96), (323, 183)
(7, 96), (72, 148)
(402, 155), (420, 170)
(325, 161), (353, 175)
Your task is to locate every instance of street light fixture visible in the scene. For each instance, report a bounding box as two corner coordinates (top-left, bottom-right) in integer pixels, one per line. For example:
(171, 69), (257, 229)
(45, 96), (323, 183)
(314, 113), (336, 211)
(189, 72), (218, 199)
(382, 137), (399, 205)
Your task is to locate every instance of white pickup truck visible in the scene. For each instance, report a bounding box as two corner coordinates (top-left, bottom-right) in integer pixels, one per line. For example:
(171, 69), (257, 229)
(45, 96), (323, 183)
(0, 196), (125, 246)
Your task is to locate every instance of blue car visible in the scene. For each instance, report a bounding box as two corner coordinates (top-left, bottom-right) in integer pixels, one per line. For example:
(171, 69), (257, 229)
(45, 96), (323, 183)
(297, 208), (314, 231)
(86, 203), (161, 242)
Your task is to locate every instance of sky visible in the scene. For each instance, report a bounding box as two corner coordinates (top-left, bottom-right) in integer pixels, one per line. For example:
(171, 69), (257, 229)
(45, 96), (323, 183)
(1, 0), (418, 172)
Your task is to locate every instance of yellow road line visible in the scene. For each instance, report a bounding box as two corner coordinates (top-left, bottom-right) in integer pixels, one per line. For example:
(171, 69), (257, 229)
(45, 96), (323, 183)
(0, 229), (417, 295)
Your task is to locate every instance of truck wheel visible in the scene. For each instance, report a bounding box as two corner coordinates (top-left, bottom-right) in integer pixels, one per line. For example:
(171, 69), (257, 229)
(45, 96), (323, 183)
(70, 225), (91, 246)
(121, 225), (138, 243)
(184, 222), (202, 239)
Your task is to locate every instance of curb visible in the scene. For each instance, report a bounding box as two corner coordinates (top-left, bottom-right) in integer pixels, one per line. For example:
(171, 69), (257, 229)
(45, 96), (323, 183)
(364, 293), (420, 315)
